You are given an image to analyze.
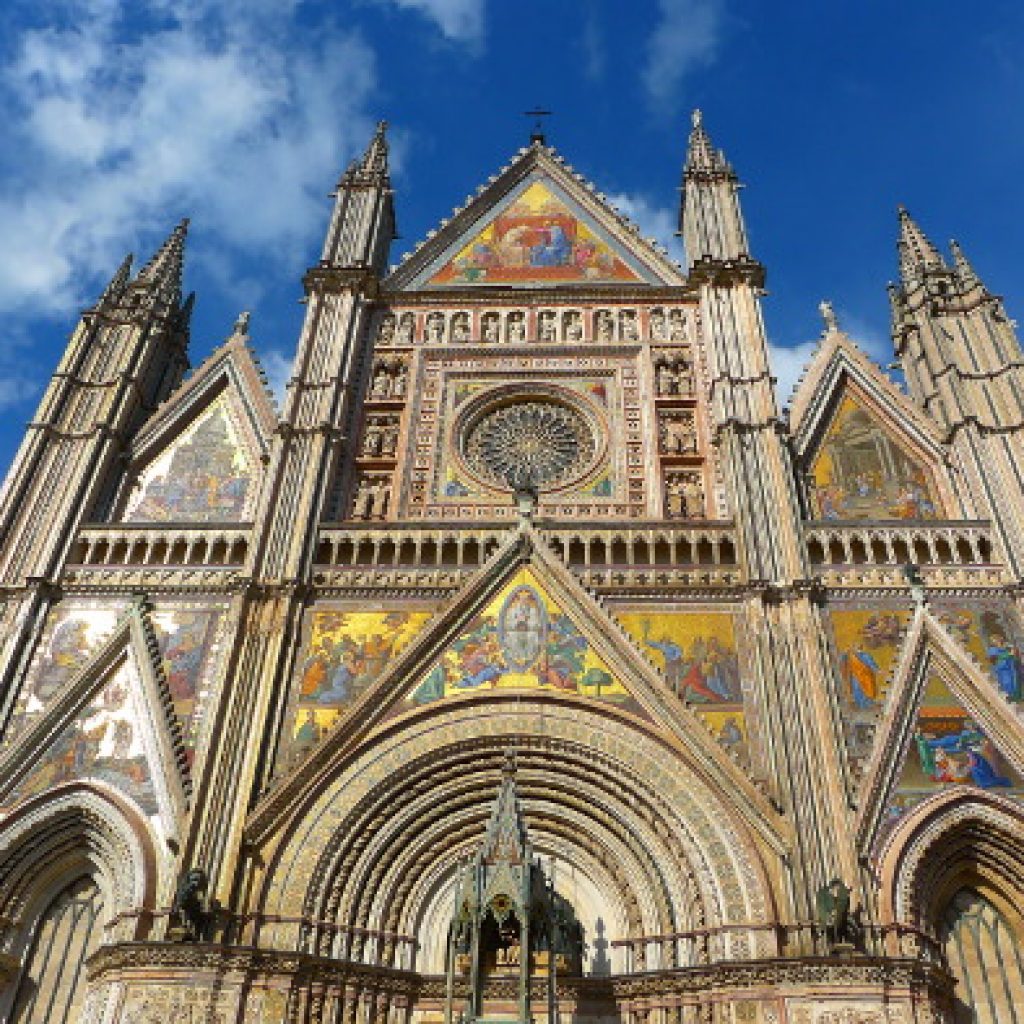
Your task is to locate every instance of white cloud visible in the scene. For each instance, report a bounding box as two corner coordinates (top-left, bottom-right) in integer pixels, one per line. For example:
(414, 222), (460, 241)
(643, 0), (726, 109)
(373, 0), (485, 43)
(606, 192), (686, 265)
(0, 1), (379, 316)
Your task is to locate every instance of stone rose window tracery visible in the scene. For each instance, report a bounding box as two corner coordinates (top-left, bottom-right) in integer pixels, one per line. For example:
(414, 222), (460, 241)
(463, 400), (596, 492)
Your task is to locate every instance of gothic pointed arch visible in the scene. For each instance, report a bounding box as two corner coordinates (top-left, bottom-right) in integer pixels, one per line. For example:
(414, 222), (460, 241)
(385, 143), (686, 291)
(112, 325), (276, 524)
(856, 606), (1024, 855)
(790, 332), (954, 521)
(0, 601), (190, 836)
(0, 783), (158, 1023)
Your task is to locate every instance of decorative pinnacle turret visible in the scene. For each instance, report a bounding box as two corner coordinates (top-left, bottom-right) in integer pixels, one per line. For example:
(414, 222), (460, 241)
(684, 108), (732, 176)
(97, 252), (134, 308)
(339, 121), (390, 186)
(950, 239), (982, 290)
(897, 205), (945, 282)
(135, 218), (189, 308)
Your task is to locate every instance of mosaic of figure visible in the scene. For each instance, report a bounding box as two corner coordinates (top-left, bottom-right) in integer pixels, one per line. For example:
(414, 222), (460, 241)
(123, 401), (252, 523)
(616, 609), (751, 763)
(809, 395), (939, 520)
(429, 180), (642, 286)
(2, 605), (122, 749)
(884, 675), (1024, 829)
(407, 571), (629, 706)
(2, 666), (158, 816)
(282, 610), (431, 766)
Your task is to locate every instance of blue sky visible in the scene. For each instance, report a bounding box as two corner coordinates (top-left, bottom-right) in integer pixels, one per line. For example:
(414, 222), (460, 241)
(0, 0), (1023, 478)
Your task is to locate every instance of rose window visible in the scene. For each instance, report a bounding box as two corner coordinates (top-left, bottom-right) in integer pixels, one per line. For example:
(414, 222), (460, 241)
(463, 400), (596, 491)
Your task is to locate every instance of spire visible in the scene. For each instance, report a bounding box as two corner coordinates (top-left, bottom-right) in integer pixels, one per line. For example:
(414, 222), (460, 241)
(684, 109), (732, 177)
(897, 206), (945, 282)
(950, 239), (982, 290)
(478, 751), (530, 865)
(340, 121), (390, 187)
(135, 218), (189, 308)
(97, 252), (134, 308)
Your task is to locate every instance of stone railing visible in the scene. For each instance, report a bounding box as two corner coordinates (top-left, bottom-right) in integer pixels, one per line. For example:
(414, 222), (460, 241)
(69, 524), (252, 569)
(805, 521), (997, 569)
(315, 524), (510, 572)
(539, 523), (738, 569)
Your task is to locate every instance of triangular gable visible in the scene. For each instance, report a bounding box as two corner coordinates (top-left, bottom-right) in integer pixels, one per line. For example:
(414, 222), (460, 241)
(856, 606), (1024, 855)
(248, 526), (784, 852)
(790, 337), (950, 520)
(0, 602), (189, 836)
(118, 330), (277, 524)
(388, 145), (686, 291)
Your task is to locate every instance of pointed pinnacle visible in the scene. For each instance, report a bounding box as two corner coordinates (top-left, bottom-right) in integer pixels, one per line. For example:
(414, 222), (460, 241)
(136, 218), (189, 307)
(950, 239), (981, 289)
(897, 205), (945, 281)
(339, 121), (390, 187)
(685, 108), (730, 175)
(98, 251), (134, 307)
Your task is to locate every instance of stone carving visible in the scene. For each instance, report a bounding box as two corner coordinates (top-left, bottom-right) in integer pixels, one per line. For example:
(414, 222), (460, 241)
(539, 310), (558, 342)
(369, 358), (407, 400)
(426, 312), (445, 344)
(595, 309), (614, 342)
(659, 410), (698, 455)
(361, 415), (399, 457)
(464, 401), (596, 491)
(563, 310), (583, 341)
(482, 312), (501, 343)
(815, 878), (858, 951)
(665, 471), (705, 518)
(620, 309), (639, 341)
(376, 313), (395, 344)
(451, 312), (470, 343)
(168, 868), (210, 942)
(353, 475), (390, 519)
(397, 312), (414, 343)
(650, 307), (668, 341)
(507, 312), (526, 342)
(654, 350), (694, 396)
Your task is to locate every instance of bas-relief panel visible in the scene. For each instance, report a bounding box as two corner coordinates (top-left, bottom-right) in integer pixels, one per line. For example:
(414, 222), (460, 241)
(278, 609), (434, 770)
(809, 395), (939, 520)
(0, 664), (159, 816)
(427, 179), (643, 287)
(405, 570), (636, 710)
(122, 398), (254, 523)
(614, 608), (756, 766)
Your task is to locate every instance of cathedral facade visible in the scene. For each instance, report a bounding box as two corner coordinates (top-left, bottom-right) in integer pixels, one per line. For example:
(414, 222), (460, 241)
(0, 114), (1022, 1023)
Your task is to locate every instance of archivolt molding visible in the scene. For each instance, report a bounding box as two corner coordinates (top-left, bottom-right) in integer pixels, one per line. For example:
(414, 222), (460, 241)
(0, 782), (158, 962)
(254, 699), (777, 967)
(876, 789), (1024, 935)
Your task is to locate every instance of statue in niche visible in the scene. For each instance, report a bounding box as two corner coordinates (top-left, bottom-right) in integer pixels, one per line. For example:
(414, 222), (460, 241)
(397, 312), (414, 343)
(362, 420), (383, 456)
(539, 311), (557, 342)
(426, 313), (445, 343)
(451, 312), (470, 343)
(482, 313), (501, 343)
(370, 477), (390, 519)
(353, 476), (374, 519)
(669, 309), (687, 341)
(665, 472), (704, 518)
(563, 311), (582, 341)
(816, 878), (858, 950)
(507, 313), (525, 342)
(650, 308), (667, 341)
(683, 473), (704, 515)
(595, 309), (614, 342)
(371, 362), (391, 399)
(381, 420), (398, 457)
(620, 309), (639, 341)
(376, 313), (395, 344)
(392, 361), (408, 398)
(660, 412), (697, 454)
(656, 361), (676, 396)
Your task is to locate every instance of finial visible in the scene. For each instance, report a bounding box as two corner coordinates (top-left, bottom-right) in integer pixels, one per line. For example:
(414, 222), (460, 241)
(692, 108), (703, 128)
(502, 748), (517, 777)
(903, 563), (926, 606)
(232, 311), (251, 337)
(524, 107), (552, 145)
(818, 300), (839, 334)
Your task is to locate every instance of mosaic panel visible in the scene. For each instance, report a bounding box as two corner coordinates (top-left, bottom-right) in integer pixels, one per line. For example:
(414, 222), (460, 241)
(615, 608), (754, 766)
(0, 664), (159, 816)
(278, 609), (433, 770)
(809, 394), (939, 519)
(405, 570), (636, 710)
(122, 398), (254, 522)
(427, 179), (643, 287)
